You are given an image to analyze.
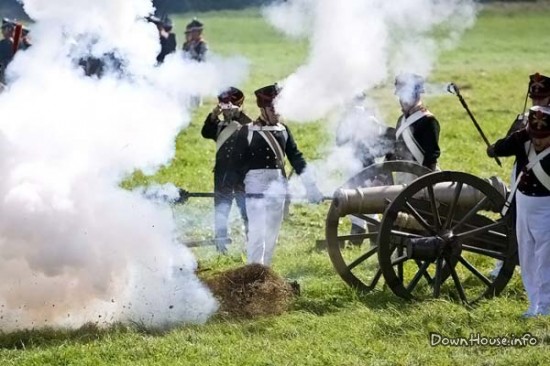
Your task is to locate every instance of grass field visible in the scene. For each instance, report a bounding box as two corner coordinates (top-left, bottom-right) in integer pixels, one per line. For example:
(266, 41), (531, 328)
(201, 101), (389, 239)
(2, 3), (550, 365)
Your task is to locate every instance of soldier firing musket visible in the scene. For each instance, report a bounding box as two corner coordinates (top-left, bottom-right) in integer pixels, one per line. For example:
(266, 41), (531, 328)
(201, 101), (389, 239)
(146, 15), (176, 64)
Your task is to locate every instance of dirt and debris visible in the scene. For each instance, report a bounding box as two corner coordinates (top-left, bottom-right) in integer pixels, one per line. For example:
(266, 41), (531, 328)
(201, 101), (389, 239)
(203, 264), (299, 318)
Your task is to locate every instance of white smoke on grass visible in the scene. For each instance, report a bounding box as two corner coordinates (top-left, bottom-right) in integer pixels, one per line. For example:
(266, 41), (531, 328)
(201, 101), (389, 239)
(263, 0), (477, 122)
(0, 0), (248, 331)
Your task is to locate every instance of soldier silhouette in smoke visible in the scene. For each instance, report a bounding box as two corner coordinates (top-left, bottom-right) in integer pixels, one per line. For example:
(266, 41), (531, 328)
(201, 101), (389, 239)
(155, 17), (177, 64)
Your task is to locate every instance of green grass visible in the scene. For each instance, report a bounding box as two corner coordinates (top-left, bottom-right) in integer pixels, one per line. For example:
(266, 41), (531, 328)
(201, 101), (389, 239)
(3, 5), (550, 365)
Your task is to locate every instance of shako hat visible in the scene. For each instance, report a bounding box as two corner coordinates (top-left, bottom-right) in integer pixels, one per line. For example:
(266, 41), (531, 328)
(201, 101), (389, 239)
(254, 84), (280, 108)
(218, 87), (245, 107)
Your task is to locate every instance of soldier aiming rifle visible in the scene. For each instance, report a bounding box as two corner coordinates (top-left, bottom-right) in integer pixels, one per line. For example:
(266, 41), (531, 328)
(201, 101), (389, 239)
(146, 15), (177, 64)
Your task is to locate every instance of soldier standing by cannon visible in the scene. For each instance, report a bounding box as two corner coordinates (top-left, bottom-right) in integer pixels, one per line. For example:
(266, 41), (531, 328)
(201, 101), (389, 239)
(490, 72), (550, 278)
(201, 87), (251, 253)
(390, 73), (441, 171)
(488, 106), (550, 317)
(230, 84), (323, 265)
(351, 74), (441, 243)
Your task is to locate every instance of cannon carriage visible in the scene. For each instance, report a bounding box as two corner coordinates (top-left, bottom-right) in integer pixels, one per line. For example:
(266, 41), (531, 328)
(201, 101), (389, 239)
(325, 161), (518, 305)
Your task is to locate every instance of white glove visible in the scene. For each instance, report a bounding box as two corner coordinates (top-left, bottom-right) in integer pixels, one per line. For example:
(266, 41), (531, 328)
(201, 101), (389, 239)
(300, 166), (323, 204)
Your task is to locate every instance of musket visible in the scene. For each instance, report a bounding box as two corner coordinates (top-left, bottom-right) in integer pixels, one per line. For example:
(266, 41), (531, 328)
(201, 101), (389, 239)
(447, 83), (502, 167)
(145, 15), (163, 27)
(12, 23), (23, 55)
(180, 237), (232, 248)
(173, 189), (332, 204)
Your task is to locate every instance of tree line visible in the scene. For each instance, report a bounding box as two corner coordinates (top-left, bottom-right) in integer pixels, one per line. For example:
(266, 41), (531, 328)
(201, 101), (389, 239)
(0, 0), (537, 21)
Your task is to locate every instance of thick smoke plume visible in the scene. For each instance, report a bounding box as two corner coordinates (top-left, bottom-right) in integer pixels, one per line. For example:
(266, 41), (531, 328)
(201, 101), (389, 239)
(265, 0), (476, 197)
(0, 0), (248, 331)
(264, 0), (477, 122)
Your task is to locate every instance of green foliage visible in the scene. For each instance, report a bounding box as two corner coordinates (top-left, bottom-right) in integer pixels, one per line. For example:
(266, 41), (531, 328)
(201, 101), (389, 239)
(152, 0), (270, 13)
(3, 5), (550, 365)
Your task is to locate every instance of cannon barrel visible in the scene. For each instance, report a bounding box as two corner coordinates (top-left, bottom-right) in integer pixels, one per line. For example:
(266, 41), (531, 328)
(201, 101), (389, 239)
(332, 176), (508, 216)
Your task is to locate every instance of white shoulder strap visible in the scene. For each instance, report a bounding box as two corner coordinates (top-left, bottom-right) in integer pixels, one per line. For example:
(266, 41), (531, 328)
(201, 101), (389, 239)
(248, 124), (286, 132)
(216, 121), (241, 152)
(395, 110), (432, 139)
(528, 144), (550, 191)
(247, 123), (288, 145)
(401, 127), (425, 165)
(258, 130), (286, 160)
(502, 143), (550, 215)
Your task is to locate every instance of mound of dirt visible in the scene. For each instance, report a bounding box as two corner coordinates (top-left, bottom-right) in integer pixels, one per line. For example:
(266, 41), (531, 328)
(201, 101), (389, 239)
(204, 264), (299, 318)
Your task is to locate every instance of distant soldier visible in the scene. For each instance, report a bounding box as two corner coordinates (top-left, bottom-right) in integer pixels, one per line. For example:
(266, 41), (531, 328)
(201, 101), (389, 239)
(201, 87), (252, 253)
(488, 106), (550, 317)
(182, 19), (207, 62)
(490, 72), (550, 278)
(0, 22), (14, 83)
(231, 84), (323, 265)
(389, 73), (441, 171)
(156, 17), (176, 64)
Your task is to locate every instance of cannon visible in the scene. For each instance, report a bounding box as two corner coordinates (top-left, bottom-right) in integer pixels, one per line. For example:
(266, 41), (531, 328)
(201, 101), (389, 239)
(325, 161), (518, 305)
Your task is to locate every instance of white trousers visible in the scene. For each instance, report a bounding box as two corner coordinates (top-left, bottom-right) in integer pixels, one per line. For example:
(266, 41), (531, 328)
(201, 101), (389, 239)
(516, 192), (550, 315)
(244, 169), (286, 265)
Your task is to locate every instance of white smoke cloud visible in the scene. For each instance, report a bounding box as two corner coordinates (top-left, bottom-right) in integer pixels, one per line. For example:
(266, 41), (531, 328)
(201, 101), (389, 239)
(262, 0), (314, 38)
(264, 0), (477, 122)
(0, 0), (249, 331)
(288, 97), (391, 196)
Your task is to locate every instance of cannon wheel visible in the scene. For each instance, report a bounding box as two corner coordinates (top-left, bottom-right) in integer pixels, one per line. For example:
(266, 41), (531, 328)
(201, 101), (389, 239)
(326, 161), (431, 293)
(378, 171), (517, 304)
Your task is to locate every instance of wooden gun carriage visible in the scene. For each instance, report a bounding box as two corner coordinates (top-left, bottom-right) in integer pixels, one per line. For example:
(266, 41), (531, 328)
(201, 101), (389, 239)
(325, 161), (517, 305)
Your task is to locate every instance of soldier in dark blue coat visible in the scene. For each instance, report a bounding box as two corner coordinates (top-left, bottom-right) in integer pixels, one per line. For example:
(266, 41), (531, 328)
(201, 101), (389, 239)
(490, 72), (550, 278)
(390, 73), (441, 171)
(201, 87), (252, 253)
(230, 84), (322, 265)
(488, 106), (550, 317)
